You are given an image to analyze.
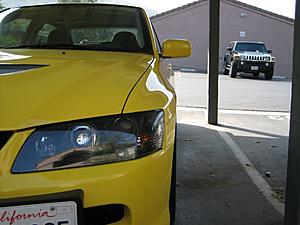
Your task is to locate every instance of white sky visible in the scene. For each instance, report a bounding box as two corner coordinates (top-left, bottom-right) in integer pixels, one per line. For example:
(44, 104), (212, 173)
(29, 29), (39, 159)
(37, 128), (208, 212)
(2, 0), (296, 19)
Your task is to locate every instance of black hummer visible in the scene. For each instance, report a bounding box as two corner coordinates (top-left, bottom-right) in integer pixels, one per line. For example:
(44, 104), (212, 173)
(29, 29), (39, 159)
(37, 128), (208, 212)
(223, 41), (275, 80)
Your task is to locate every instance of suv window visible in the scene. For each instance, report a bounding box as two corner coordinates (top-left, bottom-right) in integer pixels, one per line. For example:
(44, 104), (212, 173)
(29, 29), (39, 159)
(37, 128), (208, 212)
(235, 42), (266, 52)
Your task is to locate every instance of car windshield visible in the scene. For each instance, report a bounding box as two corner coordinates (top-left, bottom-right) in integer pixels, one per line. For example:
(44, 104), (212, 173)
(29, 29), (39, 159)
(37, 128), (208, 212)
(235, 43), (267, 53)
(0, 4), (153, 54)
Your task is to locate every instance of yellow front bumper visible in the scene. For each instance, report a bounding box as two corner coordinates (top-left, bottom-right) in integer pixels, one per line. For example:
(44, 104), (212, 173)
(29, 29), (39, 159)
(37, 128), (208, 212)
(0, 130), (174, 225)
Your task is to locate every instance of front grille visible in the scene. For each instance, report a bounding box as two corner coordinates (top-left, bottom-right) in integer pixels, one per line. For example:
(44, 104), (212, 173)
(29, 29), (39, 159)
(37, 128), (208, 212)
(84, 204), (124, 225)
(0, 131), (13, 150)
(245, 55), (266, 61)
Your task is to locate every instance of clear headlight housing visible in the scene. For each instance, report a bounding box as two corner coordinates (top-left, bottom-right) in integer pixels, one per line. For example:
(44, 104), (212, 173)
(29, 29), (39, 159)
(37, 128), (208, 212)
(13, 110), (164, 173)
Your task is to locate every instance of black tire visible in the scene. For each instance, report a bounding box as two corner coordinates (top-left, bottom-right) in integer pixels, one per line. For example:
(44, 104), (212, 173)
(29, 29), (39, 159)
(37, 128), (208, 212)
(223, 63), (229, 75)
(229, 62), (237, 78)
(265, 67), (274, 80)
(169, 127), (177, 225)
(253, 72), (259, 78)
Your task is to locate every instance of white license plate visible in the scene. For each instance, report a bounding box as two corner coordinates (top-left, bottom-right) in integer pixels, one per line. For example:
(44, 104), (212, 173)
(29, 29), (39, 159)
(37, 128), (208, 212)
(0, 201), (77, 225)
(251, 66), (259, 71)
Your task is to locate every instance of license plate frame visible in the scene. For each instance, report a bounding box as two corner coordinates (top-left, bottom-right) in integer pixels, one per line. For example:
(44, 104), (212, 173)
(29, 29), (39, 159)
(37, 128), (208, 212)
(0, 190), (83, 225)
(251, 66), (259, 71)
(0, 201), (78, 225)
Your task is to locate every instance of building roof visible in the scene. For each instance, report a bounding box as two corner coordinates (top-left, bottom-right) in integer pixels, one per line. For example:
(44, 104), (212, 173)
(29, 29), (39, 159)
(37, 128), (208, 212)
(151, 0), (294, 24)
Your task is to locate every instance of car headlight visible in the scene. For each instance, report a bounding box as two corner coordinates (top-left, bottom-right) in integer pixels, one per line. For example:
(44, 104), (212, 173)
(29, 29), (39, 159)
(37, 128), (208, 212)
(12, 110), (164, 173)
(265, 57), (271, 62)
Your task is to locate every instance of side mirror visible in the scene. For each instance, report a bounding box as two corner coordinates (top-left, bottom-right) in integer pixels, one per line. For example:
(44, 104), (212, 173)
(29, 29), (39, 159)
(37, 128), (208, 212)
(227, 47), (233, 52)
(267, 49), (272, 54)
(162, 39), (192, 58)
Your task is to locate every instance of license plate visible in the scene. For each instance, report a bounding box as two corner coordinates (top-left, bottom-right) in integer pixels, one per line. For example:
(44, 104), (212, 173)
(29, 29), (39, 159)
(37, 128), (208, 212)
(251, 66), (259, 71)
(0, 201), (77, 225)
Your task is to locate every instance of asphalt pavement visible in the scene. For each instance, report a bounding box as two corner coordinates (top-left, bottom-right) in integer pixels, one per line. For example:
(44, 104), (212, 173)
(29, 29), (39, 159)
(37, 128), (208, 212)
(174, 72), (290, 225)
(175, 72), (291, 112)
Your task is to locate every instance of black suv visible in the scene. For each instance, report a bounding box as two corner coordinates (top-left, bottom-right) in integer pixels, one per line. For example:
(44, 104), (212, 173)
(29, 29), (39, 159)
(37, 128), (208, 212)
(223, 41), (275, 80)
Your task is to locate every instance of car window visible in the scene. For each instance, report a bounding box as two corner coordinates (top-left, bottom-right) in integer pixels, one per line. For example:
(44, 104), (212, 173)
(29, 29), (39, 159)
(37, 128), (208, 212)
(0, 18), (31, 47)
(71, 27), (144, 47)
(36, 23), (57, 45)
(0, 5), (153, 54)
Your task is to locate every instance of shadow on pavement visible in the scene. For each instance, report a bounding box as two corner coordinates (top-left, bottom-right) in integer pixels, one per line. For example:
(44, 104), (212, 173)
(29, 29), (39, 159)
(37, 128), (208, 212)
(219, 124), (284, 138)
(175, 123), (284, 225)
(235, 73), (290, 82)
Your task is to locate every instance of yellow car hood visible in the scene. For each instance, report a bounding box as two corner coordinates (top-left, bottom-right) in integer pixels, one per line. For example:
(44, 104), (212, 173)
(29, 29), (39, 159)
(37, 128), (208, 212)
(0, 49), (153, 130)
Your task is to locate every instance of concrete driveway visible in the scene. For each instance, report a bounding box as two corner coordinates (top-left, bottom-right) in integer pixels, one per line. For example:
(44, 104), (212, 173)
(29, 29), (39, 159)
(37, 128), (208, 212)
(174, 72), (290, 225)
(175, 72), (291, 112)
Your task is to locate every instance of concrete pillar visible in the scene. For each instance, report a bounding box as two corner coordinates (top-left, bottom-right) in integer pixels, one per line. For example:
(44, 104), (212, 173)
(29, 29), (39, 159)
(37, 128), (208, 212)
(208, 0), (220, 125)
(285, 0), (300, 224)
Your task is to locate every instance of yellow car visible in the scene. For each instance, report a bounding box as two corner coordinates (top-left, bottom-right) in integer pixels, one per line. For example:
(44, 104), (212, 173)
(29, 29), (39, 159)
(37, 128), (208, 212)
(0, 3), (191, 225)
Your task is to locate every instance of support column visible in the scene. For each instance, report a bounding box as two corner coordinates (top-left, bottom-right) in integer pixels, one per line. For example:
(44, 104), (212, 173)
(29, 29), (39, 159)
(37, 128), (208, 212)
(285, 0), (300, 224)
(208, 0), (220, 125)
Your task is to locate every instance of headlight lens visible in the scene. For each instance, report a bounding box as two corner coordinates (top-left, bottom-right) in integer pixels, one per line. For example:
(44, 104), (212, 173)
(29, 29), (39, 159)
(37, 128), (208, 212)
(13, 110), (164, 173)
(70, 124), (97, 147)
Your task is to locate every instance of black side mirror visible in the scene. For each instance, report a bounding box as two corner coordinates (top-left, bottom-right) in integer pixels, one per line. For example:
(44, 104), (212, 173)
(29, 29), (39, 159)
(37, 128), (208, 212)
(227, 47), (233, 52)
(267, 49), (272, 54)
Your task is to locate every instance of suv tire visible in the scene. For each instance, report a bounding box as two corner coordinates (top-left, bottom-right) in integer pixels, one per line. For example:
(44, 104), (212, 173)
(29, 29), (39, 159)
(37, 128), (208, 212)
(230, 62), (237, 78)
(265, 67), (274, 80)
(223, 63), (229, 75)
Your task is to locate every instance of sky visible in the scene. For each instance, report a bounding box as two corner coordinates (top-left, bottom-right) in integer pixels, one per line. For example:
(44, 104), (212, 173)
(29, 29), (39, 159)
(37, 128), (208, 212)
(1, 0), (297, 19)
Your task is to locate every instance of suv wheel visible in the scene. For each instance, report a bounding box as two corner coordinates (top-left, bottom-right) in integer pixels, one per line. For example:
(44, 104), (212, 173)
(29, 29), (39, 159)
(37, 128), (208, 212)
(229, 62), (237, 78)
(223, 64), (229, 75)
(265, 67), (274, 80)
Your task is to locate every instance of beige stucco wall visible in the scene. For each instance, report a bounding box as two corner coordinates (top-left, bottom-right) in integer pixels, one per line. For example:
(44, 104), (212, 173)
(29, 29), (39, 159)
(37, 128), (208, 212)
(152, 0), (294, 78)
(152, 2), (210, 72)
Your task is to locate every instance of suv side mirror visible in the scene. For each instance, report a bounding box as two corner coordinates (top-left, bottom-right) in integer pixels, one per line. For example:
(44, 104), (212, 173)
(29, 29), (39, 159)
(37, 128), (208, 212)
(162, 39), (192, 58)
(267, 49), (272, 54)
(227, 47), (233, 52)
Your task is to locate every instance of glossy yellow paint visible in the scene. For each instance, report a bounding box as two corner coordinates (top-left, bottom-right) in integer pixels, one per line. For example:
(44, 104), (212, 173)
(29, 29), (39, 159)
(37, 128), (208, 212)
(0, 43), (174, 225)
(0, 129), (174, 225)
(0, 49), (153, 130)
(0, 5), (192, 225)
(162, 39), (192, 58)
